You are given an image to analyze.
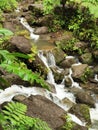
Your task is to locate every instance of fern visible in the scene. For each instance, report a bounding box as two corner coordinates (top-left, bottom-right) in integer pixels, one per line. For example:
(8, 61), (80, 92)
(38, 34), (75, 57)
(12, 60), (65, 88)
(0, 102), (52, 130)
(0, 50), (49, 90)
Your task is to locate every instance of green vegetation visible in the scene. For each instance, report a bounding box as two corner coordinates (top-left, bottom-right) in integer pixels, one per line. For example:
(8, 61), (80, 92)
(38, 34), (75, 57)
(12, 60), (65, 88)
(62, 114), (74, 130)
(0, 50), (49, 90)
(0, 102), (52, 130)
(0, 0), (18, 12)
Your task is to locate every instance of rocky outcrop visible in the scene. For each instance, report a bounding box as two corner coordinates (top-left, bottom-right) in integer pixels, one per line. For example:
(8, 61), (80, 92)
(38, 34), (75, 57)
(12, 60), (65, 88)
(80, 53), (93, 65)
(9, 36), (32, 53)
(60, 57), (77, 69)
(71, 64), (94, 82)
(75, 91), (95, 108)
(52, 48), (65, 65)
(19, 95), (65, 130)
(69, 104), (91, 126)
(50, 66), (65, 84)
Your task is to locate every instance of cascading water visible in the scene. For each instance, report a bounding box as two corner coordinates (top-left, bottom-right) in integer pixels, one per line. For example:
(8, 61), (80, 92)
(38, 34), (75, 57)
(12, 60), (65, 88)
(20, 17), (39, 40)
(1, 8), (98, 129)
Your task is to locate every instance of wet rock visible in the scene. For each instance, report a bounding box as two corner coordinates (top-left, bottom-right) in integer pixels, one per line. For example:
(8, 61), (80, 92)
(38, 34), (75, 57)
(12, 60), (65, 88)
(57, 118), (88, 130)
(76, 91), (95, 108)
(9, 36), (32, 53)
(60, 57), (77, 69)
(13, 95), (27, 102)
(0, 74), (31, 88)
(51, 66), (65, 84)
(34, 26), (48, 34)
(69, 87), (83, 94)
(21, 95), (65, 130)
(71, 122), (88, 130)
(47, 82), (56, 93)
(80, 82), (98, 94)
(72, 64), (92, 82)
(64, 77), (72, 87)
(60, 97), (75, 109)
(28, 55), (48, 79)
(80, 53), (93, 65)
(52, 48), (65, 65)
(69, 104), (91, 126)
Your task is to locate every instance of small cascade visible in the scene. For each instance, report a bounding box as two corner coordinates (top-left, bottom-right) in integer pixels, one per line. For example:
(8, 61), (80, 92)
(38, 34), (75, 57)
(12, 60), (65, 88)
(47, 51), (56, 66)
(94, 74), (98, 82)
(20, 17), (39, 40)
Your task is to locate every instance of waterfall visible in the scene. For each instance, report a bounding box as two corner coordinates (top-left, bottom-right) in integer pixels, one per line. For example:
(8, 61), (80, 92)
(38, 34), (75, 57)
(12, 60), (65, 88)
(20, 17), (39, 40)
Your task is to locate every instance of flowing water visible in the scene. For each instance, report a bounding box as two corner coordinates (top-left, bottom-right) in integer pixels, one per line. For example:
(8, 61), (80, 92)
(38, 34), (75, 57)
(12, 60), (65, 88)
(1, 12), (98, 129)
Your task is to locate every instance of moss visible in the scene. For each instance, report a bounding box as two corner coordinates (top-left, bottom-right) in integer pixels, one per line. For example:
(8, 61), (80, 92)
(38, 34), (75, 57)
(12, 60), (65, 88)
(80, 104), (90, 124)
(81, 67), (94, 82)
(16, 30), (30, 39)
(61, 115), (75, 130)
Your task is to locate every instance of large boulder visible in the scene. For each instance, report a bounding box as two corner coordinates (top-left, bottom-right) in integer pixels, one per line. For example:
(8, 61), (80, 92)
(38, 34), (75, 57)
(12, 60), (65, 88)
(75, 91), (95, 108)
(9, 36), (32, 53)
(34, 26), (48, 34)
(60, 57), (77, 69)
(80, 53), (93, 65)
(72, 64), (93, 82)
(19, 95), (65, 130)
(52, 48), (65, 65)
(69, 104), (91, 126)
(80, 82), (98, 94)
(28, 55), (48, 79)
(50, 66), (65, 84)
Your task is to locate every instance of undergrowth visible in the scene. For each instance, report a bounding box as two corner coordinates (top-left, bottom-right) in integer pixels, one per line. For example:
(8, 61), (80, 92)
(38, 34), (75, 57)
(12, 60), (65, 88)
(0, 50), (49, 90)
(0, 102), (52, 130)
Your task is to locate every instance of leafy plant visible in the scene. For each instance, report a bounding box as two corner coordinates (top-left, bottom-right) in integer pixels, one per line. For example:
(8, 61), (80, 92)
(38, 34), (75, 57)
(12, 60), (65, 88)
(0, 0), (18, 12)
(62, 114), (73, 130)
(0, 50), (49, 90)
(0, 102), (52, 130)
(0, 28), (14, 46)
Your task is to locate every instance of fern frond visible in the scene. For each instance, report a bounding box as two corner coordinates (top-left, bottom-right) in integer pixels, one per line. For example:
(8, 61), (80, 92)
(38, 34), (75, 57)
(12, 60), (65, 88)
(1, 102), (52, 130)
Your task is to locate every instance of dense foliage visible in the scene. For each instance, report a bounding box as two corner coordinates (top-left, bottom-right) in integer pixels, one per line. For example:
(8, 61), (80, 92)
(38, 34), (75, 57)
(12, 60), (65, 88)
(0, 0), (18, 12)
(0, 102), (52, 130)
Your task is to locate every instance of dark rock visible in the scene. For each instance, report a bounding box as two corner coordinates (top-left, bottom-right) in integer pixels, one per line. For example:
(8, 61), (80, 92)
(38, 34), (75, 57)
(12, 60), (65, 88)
(80, 53), (93, 65)
(52, 48), (65, 65)
(69, 104), (91, 126)
(76, 91), (95, 108)
(72, 64), (90, 82)
(34, 26), (48, 34)
(51, 66), (65, 84)
(21, 95), (65, 130)
(0, 74), (31, 88)
(60, 57), (77, 69)
(9, 36), (32, 53)
(60, 97), (75, 109)
(28, 55), (48, 79)
(80, 82), (98, 94)
(64, 77), (72, 87)
(13, 95), (27, 102)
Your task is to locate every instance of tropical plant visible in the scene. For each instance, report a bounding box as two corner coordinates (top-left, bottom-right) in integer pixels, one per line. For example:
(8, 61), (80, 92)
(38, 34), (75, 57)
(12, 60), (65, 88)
(0, 102), (52, 130)
(0, 0), (18, 12)
(0, 50), (49, 90)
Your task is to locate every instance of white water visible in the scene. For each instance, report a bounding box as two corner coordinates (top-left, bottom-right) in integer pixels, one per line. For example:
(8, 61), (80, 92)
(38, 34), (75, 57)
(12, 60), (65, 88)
(20, 17), (39, 40)
(0, 51), (98, 128)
